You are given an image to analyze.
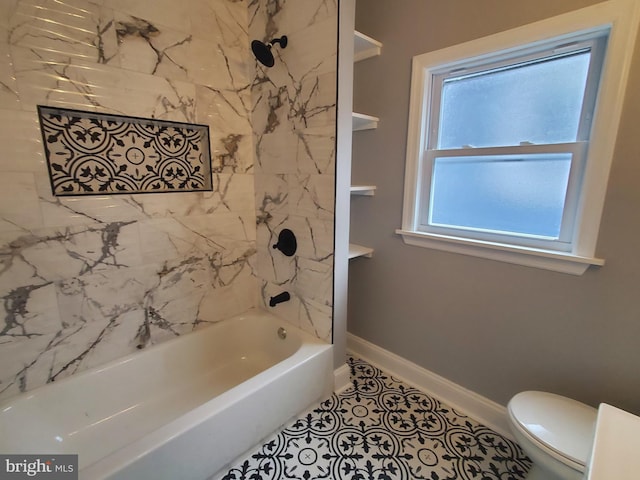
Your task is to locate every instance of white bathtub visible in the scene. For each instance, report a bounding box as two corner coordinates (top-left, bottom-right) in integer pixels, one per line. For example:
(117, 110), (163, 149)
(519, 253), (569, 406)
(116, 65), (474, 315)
(0, 309), (333, 479)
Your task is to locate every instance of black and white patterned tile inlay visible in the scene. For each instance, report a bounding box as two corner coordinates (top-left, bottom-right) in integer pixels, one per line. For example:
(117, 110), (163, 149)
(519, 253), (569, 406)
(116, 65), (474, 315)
(38, 106), (212, 195)
(216, 357), (532, 479)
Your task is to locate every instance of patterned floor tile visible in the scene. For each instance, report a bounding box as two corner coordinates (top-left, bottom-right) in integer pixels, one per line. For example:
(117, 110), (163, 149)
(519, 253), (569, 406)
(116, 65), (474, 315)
(215, 357), (532, 480)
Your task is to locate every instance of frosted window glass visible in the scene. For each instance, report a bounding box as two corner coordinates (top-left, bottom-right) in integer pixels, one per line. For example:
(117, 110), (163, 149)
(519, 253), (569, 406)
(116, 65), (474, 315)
(429, 154), (572, 238)
(438, 52), (591, 149)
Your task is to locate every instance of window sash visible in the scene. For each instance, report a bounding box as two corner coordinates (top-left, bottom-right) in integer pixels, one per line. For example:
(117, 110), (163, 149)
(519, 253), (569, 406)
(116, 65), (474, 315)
(417, 143), (587, 251)
(416, 36), (605, 252)
(426, 35), (607, 150)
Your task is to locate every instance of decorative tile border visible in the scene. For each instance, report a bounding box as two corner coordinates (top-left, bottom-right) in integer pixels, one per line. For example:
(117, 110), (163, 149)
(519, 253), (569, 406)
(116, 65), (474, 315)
(38, 106), (213, 196)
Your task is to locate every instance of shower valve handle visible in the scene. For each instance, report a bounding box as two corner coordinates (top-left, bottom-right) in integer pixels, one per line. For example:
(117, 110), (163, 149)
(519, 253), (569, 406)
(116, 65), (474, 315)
(272, 229), (297, 257)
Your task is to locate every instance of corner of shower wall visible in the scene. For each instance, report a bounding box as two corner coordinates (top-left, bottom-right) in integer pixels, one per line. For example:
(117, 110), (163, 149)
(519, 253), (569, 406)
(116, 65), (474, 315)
(248, 0), (338, 343)
(0, 0), (259, 403)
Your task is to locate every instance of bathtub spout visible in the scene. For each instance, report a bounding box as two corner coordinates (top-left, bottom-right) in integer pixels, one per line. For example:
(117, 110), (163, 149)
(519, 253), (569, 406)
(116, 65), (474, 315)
(269, 291), (290, 307)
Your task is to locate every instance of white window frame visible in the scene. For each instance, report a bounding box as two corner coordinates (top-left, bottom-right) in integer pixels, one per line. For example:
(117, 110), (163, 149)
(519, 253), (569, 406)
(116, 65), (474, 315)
(397, 0), (640, 275)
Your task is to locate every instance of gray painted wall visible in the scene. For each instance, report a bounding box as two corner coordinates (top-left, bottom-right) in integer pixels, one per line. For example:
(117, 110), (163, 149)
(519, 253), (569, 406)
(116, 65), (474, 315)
(348, 0), (640, 414)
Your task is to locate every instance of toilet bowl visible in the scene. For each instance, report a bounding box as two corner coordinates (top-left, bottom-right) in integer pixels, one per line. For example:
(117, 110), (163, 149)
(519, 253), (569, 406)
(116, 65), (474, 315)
(507, 391), (598, 480)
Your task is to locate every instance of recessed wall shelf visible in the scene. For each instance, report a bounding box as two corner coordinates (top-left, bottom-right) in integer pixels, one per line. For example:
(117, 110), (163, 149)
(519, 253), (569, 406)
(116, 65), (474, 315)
(354, 30), (382, 62)
(352, 112), (379, 131)
(349, 243), (374, 259)
(349, 31), (382, 259)
(350, 185), (377, 196)
(348, 29), (381, 265)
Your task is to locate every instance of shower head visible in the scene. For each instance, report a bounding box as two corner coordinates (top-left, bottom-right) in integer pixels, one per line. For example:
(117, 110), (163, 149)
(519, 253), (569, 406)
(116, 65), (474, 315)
(251, 35), (288, 68)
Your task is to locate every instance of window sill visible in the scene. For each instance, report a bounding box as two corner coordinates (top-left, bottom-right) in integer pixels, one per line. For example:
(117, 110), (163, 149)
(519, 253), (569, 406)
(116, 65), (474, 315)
(395, 229), (604, 275)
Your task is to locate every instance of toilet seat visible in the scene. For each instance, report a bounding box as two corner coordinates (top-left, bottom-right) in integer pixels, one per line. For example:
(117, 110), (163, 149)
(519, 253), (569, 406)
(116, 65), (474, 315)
(508, 391), (597, 471)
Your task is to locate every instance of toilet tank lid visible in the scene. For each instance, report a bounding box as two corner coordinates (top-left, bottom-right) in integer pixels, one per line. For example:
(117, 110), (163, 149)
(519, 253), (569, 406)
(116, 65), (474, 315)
(508, 391), (598, 466)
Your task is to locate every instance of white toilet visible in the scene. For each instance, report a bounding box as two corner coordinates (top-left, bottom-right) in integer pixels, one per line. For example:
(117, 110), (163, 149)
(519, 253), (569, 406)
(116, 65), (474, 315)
(508, 391), (598, 480)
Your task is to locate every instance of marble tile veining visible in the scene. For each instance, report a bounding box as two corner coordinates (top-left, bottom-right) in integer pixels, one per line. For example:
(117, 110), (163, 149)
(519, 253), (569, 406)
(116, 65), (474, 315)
(215, 357), (532, 480)
(250, 0), (337, 341)
(0, 0), (338, 403)
(0, 0), (259, 403)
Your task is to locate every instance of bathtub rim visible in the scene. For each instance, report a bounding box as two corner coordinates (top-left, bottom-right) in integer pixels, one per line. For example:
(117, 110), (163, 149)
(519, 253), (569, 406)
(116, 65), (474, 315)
(82, 341), (332, 479)
(74, 309), (331, 478)
(0, 307), (321, 411)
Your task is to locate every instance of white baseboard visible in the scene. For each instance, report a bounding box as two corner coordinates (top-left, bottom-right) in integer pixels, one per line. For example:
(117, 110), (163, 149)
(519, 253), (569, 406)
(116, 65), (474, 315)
(347, 333), (513, 439)
(333, 362), (351, 393)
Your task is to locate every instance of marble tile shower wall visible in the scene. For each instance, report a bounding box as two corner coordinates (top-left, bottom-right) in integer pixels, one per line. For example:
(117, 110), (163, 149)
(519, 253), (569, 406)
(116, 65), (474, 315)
(249, 0), (337, 343)
(0, 0), (259, 402)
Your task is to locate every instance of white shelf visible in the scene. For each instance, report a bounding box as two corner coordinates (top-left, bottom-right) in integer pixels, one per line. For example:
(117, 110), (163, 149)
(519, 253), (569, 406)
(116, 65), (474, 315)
(354, 30), (382, 62)
(350, 30), (380, 263)
(350, 185), (376, 196)
(349, 243), (374, 259)
(352, 112), (379, 131)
